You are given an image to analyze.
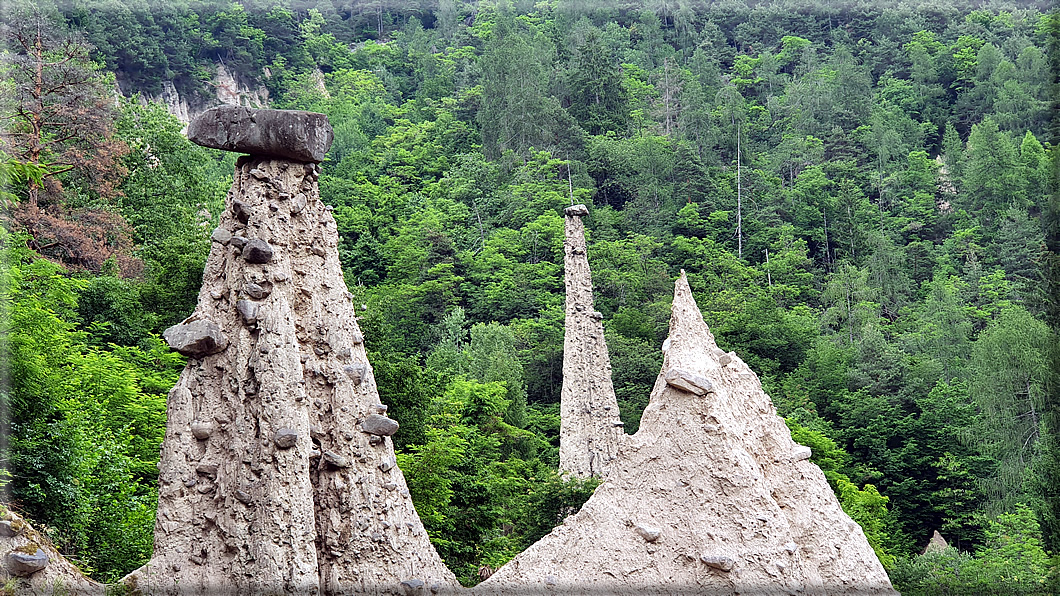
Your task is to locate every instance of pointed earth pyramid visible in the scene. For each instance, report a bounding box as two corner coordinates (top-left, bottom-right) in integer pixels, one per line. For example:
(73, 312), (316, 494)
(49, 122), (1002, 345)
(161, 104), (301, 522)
(475, 271), (897, 595)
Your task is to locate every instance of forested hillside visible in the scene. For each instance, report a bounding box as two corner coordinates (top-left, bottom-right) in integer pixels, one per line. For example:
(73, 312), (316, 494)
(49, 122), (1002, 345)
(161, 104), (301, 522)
(1, 0), (1058, 592)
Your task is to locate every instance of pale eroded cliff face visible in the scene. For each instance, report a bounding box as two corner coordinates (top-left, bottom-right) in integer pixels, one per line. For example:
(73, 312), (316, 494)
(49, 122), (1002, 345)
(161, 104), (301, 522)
(144, 64), (270, 129)
(476, 271), (897, 595)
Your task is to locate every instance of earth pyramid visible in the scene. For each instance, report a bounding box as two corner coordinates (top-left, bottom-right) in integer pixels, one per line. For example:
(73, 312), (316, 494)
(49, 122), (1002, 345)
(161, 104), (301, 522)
(558, 204), (625, 479)
(124, 106), (458, 595)
(117, 108), (895, 595)
(474, 207), (897, 595)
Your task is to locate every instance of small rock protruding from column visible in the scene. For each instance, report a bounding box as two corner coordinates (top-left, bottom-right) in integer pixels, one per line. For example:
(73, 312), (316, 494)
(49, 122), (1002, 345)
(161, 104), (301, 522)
(635, 525), (661, 543)
(242, 282), (270, 300)
(163, 320), (229, 357)
(243, 239), (274, 264)
(711, 346), (732, 366)
(362, 414), (399, 436)
(701, 554), (735, 572)
(190, 420), (214, 440)
(273, 428), (299, 449)
(236, 299), (260, 325)
(343, 363), (367, 385)
(5, 547), (49, 577)
(291, 193), (308, 214)
(793, 445), (813, 461)
(323, 451), (349, 468)
(188, 106), (334, 163)
(231, 199), (253, 223)
(664, 368), (714, 395)
(211, 227), (232, 244)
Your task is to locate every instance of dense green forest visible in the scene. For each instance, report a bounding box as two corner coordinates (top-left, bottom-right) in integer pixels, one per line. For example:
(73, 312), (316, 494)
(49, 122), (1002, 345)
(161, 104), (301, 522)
(1, 0), (1059, 592)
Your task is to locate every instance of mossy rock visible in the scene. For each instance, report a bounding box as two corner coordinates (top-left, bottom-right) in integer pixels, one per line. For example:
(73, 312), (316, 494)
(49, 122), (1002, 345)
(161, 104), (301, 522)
(13, 541), (40, 555)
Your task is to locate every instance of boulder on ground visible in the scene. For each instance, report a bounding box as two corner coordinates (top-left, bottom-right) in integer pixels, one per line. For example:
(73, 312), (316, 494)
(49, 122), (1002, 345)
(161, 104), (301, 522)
(5, 548), (48, 577)
(0, 507), (102, 592)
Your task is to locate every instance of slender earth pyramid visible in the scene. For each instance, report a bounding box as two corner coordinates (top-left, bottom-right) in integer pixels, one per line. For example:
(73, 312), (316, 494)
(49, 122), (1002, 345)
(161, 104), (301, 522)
(124, 106), (457, 595)
(558, 204), (625, 479)
(476, 272), (897, 595)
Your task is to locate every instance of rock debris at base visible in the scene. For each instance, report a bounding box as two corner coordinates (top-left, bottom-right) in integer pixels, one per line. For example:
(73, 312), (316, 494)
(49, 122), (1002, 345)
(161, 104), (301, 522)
(0, 508), (101, 593)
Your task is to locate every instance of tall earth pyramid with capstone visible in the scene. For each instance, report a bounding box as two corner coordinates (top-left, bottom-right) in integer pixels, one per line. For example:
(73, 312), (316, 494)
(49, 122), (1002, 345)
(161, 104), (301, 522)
(559, 204), (625, 479)
(124, 106), (457, 595)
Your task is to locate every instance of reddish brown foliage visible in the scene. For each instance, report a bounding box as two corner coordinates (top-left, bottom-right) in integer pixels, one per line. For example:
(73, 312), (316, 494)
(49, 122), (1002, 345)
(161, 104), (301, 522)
(0, 10), (139, 276)
(10, 202), (142, 277)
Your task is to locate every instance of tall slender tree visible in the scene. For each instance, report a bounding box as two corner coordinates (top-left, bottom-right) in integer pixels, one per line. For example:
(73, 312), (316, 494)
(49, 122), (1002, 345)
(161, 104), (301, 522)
(566, 28), (628, 136)
(0, 9), (128, 207)
(1035, 6), (1060, 557)
(0, 9), (136, 274)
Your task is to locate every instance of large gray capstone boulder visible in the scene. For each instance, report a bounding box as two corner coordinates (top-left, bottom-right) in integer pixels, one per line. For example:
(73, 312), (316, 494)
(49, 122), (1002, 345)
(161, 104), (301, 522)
(188, 106), (334, 162)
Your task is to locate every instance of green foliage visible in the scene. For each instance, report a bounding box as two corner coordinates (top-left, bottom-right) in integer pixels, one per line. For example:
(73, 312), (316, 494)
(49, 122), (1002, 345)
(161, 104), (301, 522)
(786, 418), (895, 567)
(397, 377), (586, 584)
(892, 505), (1050, 595)
(968, 307), (1052, 514)
(1, 231), (168, 580)
(566, 28), (629, 135)
(467, 322), (528, 429)
(9, 2), (1056, 588)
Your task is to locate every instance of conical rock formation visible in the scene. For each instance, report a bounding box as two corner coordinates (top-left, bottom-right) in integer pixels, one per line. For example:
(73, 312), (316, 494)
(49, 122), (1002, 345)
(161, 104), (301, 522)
(125, 108), (457, 595)
(476, 272), (897, 595)
(922, 530), (948, 554)
(559, 205), (625, 479)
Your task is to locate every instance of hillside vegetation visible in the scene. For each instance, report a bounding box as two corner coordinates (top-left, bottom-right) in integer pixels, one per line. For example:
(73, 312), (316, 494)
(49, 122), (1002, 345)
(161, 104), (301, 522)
(1, 0), (1058, 592)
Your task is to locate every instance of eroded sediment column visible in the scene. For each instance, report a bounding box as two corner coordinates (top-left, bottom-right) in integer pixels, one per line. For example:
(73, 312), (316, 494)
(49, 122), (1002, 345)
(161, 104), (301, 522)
(476, 271), (897, 595)
(558, 204), (625, 479)
(125, 106), (457, 595)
